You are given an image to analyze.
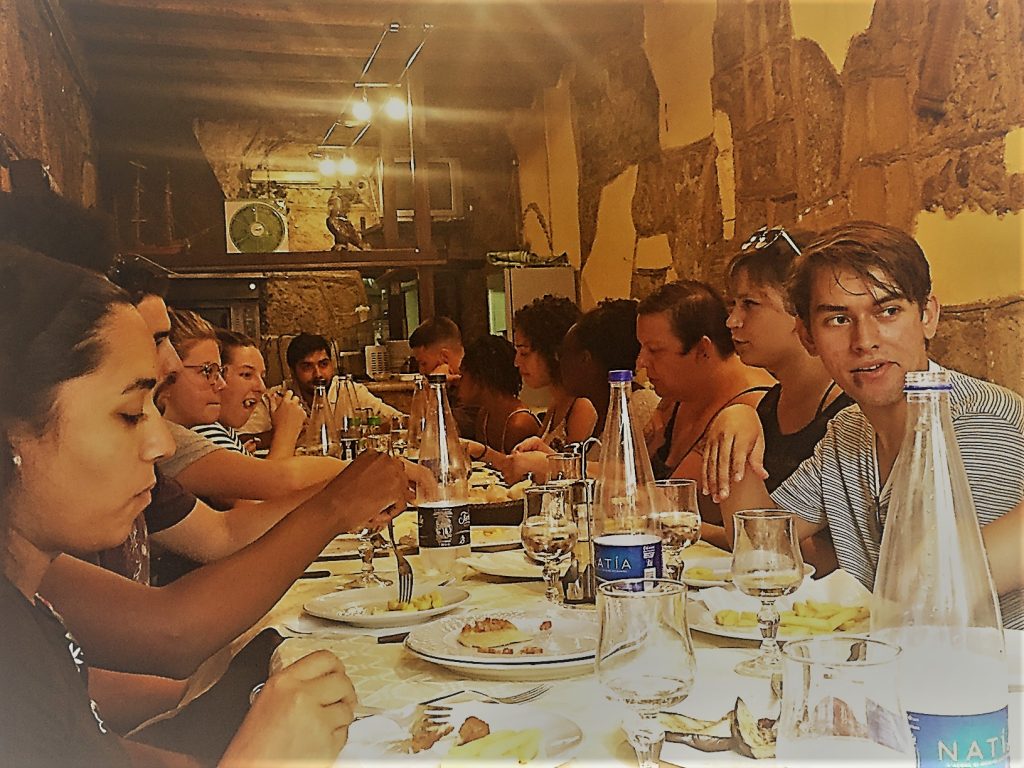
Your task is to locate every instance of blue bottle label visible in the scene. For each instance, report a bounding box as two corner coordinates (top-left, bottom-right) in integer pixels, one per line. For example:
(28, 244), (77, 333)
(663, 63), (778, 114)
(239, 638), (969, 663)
(908, 707), (1008, 767)
(593, 534), (662, 582)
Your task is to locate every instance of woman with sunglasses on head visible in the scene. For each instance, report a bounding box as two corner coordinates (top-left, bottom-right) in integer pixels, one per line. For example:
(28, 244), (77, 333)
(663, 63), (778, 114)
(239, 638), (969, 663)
(157, 310), (341, 506)
(0, 246), (370, 768)
(702, 227), (852, 571)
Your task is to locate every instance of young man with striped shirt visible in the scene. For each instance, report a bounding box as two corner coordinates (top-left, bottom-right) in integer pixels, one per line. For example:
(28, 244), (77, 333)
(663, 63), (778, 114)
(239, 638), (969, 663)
(714, 221), (1024, 628)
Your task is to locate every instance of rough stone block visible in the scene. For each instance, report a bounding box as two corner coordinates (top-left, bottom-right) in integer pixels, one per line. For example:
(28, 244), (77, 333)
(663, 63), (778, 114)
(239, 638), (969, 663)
(849, 163), (888, 222)
(931, 294), (1024, 396)
(882, 158), (918, 231)
(794, 40), (844, 204)
(713, 0), (747, 72)
(841, 79), (872, 172)
(746, 55), (771, 126)
(711, 64), (748, 133)
(770, 44), (793, 121)
(735, 120), (798, 199)
(262, 272), (368, 343)
(869, 77), (911, 155)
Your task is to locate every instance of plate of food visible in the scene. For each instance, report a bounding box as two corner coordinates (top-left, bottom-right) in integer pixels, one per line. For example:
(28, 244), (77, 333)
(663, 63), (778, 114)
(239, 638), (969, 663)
(303, 585), (469, 628)
(470, 526), (522, 550)
(687, 598), (870, 642)
(341, 702), (583, 767)
(405, 610), (597, 680)
(458, 550), (569, 580)
(681, 559), (815, 589)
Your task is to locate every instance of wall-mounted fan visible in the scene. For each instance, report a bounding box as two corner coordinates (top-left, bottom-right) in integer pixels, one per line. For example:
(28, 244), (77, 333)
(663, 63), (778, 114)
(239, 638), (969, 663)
(225, 200), (290, 254)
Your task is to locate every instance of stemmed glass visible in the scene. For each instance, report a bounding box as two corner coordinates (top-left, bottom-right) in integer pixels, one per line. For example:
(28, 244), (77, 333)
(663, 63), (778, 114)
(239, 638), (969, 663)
(340, 527), (392, 589)
(731, 508), (805, 678)
(520, 484), (577, 603)
(596, 579), (696, 768)
(651, 479), (701, 580)
(776, 637), (915, 765)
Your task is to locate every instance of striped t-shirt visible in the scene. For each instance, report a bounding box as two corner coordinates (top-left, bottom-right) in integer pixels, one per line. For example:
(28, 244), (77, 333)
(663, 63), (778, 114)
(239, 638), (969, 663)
(771, 365), (1024, 629)
(192, 423), (250, 455)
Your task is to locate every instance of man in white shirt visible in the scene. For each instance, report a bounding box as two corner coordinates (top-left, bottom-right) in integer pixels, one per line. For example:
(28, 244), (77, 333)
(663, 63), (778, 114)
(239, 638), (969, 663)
(243, 333), (403, 437)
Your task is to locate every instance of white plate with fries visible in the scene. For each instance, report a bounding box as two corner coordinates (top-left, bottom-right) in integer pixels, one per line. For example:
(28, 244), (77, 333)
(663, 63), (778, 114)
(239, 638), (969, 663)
(340, 702), (582, 767)
(304, 585), (469, 628)
(687, 598), (871, 642)
(681, 559), (815, 589)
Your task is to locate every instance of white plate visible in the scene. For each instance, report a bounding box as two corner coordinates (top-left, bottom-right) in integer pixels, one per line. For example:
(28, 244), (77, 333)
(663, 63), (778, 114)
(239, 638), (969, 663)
(304, 585), (469, 628)
(340, 702), (582, 766)
(459, 550), (568, 580)
(471, 526), (521, 549)
(406, 609), (597, 669)
(686, 599), (867, 642)
(681, 559), (815, 589)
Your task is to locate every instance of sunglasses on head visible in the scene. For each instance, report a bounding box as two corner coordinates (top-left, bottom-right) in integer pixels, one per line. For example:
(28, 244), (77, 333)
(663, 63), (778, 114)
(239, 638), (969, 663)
(740, 226), (802, 256)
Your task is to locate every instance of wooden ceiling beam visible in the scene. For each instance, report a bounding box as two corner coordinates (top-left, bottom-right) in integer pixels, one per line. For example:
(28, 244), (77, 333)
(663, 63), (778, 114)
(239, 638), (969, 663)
(63, 0), (634, 36)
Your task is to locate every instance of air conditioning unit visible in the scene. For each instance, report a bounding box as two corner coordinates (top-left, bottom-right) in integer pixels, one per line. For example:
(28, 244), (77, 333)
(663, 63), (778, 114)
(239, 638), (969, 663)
(224, 200), (290, 254)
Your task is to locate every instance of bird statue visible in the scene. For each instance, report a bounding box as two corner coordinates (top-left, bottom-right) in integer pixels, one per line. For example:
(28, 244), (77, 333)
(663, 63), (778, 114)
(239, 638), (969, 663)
(326, 184), (364, 251)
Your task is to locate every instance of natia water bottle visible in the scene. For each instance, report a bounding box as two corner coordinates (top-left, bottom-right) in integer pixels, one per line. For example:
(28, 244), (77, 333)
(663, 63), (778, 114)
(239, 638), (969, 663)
(592, 370), (662, 583)
(415, 373), (471, 574)
(871, 369), (1008, 768)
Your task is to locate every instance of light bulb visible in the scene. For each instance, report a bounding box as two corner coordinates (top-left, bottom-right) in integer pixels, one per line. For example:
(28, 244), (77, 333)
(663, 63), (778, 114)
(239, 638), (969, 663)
(318, 158), (337, 176)
(352, 99), (372, 122)
(384, 96), (407, 120)
(339, 157), (358, 176)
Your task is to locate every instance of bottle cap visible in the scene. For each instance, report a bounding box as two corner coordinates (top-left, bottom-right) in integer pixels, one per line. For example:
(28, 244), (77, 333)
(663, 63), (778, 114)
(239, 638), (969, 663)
(608, 370), (633, 383)
(427, 373), (447, 385)
(904, 369), (952, 392)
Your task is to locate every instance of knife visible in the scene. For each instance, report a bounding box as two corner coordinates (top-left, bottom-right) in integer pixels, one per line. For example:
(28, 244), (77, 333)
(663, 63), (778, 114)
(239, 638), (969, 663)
(298, 569), (333, 579)
(377, 631), (411, 644)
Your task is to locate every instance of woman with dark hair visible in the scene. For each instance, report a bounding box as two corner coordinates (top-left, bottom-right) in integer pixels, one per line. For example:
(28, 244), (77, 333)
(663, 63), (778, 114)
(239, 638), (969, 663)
(458, 335), (542, 455)
(559, 298), (660, 436)
(0, 245), (367, 767)
(636, 279), (775, 531)
(512, 295), (597, 449)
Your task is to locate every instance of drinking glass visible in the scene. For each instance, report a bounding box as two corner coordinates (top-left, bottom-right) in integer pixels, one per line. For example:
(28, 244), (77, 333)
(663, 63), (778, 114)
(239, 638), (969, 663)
(520, 484), (577, 603)
(340, 528), (392, 589)
(731, 508), (805, 678)
(597, 579), (696, 768)
(546, 451), (582, 484)
(777, 637), (915, 765)
(652, 479), (701, 580)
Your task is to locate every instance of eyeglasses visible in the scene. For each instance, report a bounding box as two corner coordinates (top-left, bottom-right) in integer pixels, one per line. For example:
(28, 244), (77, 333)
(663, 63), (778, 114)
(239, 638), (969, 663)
(183, 363), (225, 382)
(740, 226), (802, 256)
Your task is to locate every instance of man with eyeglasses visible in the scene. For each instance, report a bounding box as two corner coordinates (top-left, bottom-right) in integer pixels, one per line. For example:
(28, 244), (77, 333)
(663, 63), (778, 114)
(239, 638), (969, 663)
(714, 221), (1024, 628)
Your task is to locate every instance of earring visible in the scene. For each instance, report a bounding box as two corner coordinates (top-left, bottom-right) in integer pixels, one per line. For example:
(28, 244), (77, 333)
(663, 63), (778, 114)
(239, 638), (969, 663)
(11, 454), (22, 468)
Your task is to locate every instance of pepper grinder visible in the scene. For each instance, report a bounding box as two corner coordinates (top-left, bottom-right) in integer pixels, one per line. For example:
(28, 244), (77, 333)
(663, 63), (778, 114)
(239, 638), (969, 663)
(561, 437), (600, 605)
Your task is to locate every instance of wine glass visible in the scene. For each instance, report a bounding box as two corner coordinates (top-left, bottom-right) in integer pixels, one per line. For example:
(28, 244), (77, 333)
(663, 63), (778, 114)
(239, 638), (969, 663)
(546, 451), (582, 484)
(389, 414), (410, 457)
(339, 528), (393, 589)
(776, 637), (915, 765)
(731, 508), (805, 678)
(520, 484), (577, 603)
(651, 479), (701, 580)
(596, 579), (696, 768)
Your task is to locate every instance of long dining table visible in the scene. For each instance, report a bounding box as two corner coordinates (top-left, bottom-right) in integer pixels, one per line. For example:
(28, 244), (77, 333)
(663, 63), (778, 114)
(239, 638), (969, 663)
(241, 511), (1022, 767)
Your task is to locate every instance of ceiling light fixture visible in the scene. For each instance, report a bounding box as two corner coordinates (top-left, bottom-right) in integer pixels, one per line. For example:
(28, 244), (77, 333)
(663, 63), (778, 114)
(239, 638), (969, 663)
(338, 157), (358, 176)
(384, 95), (407, 120)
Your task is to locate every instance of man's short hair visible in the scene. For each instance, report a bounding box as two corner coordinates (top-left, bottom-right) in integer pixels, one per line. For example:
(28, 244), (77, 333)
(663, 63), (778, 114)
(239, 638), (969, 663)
(107, 253), (172, 303)
(286, 332), (331, 370)
(788, 221), (932, 323)
(637, 279), (734, 357)
(574, 299), (641, 373)
(409, 316), (462, 350)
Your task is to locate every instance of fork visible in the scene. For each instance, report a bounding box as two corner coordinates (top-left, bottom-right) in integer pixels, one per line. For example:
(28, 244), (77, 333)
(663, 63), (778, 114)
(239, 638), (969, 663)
(388, 519), (414, 603)
(424, 685), (551, 725)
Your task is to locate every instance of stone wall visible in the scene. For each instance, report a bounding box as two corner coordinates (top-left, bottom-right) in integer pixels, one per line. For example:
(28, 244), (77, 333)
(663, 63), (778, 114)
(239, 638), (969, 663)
(0, 0), (96, 203)
(261, 272), (370, 350)
(542, 0), (1022, 393)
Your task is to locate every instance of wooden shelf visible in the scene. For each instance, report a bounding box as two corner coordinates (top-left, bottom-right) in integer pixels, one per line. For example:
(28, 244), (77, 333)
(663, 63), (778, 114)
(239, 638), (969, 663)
(149, 247), (444, 274)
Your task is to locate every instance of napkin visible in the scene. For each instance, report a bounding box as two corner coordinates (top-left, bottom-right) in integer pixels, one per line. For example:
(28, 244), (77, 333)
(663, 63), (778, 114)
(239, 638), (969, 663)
(696, 569), (870, 615)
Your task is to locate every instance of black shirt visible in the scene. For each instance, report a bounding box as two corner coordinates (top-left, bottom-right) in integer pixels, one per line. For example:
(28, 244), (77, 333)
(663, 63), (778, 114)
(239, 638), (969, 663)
(0, 575), (131, 767)
(757, 383), (854, 492)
